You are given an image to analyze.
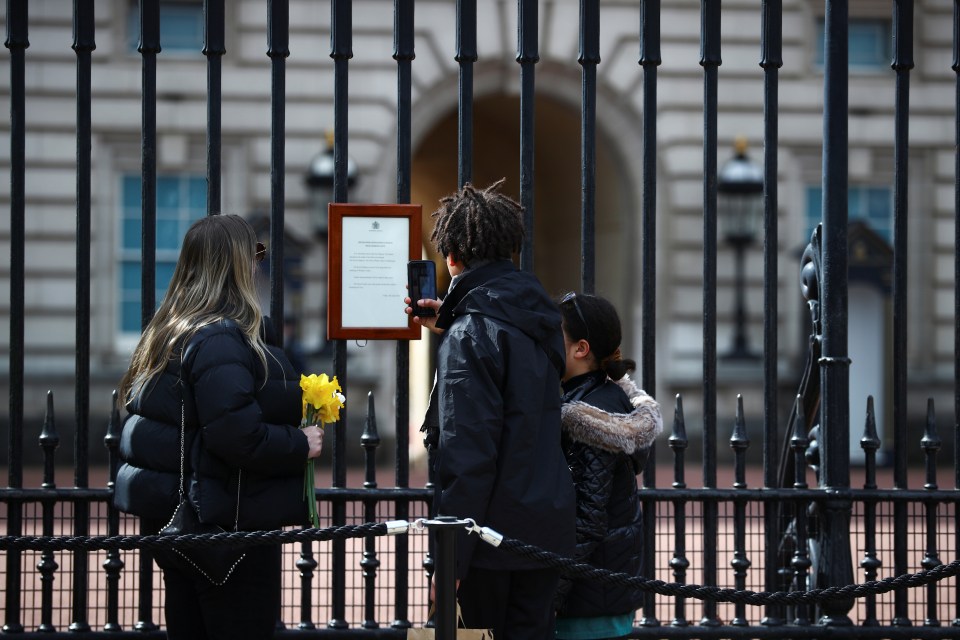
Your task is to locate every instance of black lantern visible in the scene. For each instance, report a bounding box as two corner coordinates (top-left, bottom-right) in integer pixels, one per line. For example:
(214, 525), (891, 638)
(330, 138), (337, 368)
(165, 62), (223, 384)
(305, 130), (357, 237)
(718, 136), (763, 360)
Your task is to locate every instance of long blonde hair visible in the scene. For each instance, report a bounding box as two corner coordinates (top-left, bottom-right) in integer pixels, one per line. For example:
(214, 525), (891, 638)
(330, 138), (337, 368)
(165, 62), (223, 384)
(117, 214), (269, 407)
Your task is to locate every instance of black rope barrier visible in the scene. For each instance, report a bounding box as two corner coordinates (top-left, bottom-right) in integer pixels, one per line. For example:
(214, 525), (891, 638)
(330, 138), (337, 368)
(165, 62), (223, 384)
(490, 534), (960, 606)
(0, 521), (391, 552)
(4, 517), (960, 608)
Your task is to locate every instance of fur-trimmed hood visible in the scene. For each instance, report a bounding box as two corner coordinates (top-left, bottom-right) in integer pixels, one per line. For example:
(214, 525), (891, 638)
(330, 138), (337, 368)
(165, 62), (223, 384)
(561, 374), (663, 454)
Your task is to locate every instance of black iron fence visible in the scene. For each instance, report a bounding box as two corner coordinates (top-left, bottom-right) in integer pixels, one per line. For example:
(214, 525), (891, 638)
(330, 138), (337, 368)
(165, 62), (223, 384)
(4, 0), (960, 637)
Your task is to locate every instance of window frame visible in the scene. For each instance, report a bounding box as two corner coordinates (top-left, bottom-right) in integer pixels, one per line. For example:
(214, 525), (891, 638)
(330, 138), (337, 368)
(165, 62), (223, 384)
(126, 0), (208, 56)
(117, 172), (207, 341)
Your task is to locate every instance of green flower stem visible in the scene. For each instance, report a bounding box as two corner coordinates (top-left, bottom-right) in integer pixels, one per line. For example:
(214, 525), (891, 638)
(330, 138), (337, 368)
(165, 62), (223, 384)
(302, 409), (321, 528)
(305, 458), (319, 527)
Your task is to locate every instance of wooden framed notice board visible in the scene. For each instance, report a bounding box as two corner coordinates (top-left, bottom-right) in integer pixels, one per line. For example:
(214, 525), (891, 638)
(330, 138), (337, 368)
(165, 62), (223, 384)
(327, 203), (423, 341)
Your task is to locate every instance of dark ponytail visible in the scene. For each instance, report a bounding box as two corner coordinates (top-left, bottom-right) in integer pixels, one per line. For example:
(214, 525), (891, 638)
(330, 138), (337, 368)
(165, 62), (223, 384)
(600, 347), (636, 381)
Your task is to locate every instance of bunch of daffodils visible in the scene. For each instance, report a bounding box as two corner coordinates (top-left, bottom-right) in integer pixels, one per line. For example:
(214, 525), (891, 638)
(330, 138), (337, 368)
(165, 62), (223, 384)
(300, 373), (345, 527)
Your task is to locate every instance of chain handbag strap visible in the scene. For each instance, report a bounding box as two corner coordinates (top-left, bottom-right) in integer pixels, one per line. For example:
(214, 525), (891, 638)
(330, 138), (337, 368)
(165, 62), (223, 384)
(178, 399), (186, 501)
(181, 390), (241, 531)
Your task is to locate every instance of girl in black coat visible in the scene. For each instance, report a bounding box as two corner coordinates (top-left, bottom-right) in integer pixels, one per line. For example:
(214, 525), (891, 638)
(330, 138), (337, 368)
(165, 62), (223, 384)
(555, 293), (662, 640)
(114, 214), (324, 640)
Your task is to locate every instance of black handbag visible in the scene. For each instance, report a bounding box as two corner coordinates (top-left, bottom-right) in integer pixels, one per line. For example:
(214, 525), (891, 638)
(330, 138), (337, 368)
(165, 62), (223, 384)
(159, 401), (246, 586)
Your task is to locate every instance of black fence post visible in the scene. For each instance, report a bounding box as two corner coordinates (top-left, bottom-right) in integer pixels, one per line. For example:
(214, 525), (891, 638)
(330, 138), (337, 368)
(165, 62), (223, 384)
(578, 0), (599, 294)
(699, 0), (721, 627)
(817, 0), (855, 627)
(394, 0), (415, 627)
(136, 3), (161, 629)
(3, 1), (28, 630)
(760, 1), (783, 626)
(456, 0), (476, 189)
(638, 2), (660, 626)
(517, 0), (538, 271)
(330, 0), (353, 629)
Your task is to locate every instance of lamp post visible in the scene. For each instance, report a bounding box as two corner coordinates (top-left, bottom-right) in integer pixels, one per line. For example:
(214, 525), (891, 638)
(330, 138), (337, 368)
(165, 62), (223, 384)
(305, 131), (358, 355)
(305, 130), (358, 238)
(718, 136), (764, 360)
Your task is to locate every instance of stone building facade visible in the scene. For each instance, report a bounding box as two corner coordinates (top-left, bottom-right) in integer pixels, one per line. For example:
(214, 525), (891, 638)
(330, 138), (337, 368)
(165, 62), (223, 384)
(1, 0), (955, 464)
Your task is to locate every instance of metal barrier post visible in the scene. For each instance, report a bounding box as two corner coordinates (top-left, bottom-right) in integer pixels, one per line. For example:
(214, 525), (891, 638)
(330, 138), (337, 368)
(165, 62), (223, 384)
(430, 516), (462, 640)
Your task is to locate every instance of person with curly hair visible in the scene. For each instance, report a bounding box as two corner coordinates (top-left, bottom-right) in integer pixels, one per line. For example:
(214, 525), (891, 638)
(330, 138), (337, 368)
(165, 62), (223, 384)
(408, 180), (575, 640)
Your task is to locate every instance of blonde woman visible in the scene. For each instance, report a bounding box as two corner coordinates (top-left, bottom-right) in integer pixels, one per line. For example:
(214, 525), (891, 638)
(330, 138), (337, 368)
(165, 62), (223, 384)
(114, 214), (323, 640)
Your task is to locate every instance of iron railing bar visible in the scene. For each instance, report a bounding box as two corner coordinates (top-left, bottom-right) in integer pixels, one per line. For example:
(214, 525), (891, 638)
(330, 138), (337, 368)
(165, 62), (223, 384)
(361, 395), (382, 629)
(204, 0), (225, 215)
(891, 0), (915, 627)
(456, 0), (476, 188)
(626, 487), (960, 502)
(12, 485), (960, 503)
(818, 0), (855, 626)
(139, 0), (159, 332)
(518, 0), (537, 272)
(38, 392), (59, 631)
(638, 1), (661, 625)
(330, 0), (353, 627)
(0, 487), (433, 501)
(268, 5), (314, 629)
(73, 0), (94, 494)
(760, 0), (786, 626)
(4, 1), (28, 631)
(922, 400), (942, 625)
(668, 396), (688, 628)
(579, 0), (599, 294)
(699, 0), (721, 627)
(104, 395), (124, 632)
(71, 1), (95, 629)
(136, 1), (162, 632)
(759, 0), (783, 627)
(268, 0), (289, 333)
(620, 626), (960, 639)
(5, 15), (30, 628)
(730, 398), (750, 626)
(953, 0), (960, 626)
(10, 628), (960, 640)
(393, 0), (414, 627)
(860, 398), (881, 627)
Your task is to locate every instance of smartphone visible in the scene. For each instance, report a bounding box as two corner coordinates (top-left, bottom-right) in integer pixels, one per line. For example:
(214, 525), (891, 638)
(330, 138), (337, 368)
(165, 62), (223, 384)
(407, 260), (438, 317)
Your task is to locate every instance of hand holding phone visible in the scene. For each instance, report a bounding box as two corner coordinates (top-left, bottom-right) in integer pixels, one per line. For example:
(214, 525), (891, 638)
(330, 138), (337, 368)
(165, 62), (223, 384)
(407, 260), (437, 317)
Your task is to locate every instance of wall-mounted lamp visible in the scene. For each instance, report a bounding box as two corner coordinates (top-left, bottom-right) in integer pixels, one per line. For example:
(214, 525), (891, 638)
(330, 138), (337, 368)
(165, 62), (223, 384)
(718, 135), (764, 360)
(305, 130), (358, 238)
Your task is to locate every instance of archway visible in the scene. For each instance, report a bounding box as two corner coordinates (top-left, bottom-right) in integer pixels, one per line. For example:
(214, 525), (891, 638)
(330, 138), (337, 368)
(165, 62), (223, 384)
(410, 93), (630, 309)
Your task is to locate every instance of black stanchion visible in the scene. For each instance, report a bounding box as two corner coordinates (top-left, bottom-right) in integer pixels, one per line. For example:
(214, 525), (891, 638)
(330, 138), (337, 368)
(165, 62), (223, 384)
(430, 516), (463, 640)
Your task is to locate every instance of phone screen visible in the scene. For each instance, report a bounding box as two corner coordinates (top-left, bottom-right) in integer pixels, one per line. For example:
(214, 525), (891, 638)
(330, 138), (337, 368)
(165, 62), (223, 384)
(408, 260), (437, 317)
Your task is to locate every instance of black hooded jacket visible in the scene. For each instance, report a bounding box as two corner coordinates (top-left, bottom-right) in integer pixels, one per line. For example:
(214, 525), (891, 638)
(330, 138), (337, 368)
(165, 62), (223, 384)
(556, 369), (662, 618)
(113, 319), (309, 532)
(432, 260), (576, 579)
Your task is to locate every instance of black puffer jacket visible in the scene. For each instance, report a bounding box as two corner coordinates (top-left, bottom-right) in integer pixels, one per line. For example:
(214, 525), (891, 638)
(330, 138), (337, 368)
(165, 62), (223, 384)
(556, 370), (662, 618)
(433, 260), (576, 579)
(114, 319), (310, 531)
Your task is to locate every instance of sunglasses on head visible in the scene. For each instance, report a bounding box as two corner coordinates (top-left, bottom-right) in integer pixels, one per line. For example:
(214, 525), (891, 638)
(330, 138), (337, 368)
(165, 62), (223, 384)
(560, 291), (591, 342)
(255, 242), (267, 263)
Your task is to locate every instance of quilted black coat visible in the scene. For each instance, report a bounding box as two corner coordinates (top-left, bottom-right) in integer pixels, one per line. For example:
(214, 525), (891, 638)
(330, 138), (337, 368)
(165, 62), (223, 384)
(556, 369), (663, 618)
(114, 319), (310, 531)
(432, 259), (576, 579)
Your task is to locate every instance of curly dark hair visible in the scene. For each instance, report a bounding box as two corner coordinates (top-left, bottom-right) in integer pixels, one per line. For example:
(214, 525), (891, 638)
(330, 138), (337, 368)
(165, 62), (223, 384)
(429, 178), (525, 266)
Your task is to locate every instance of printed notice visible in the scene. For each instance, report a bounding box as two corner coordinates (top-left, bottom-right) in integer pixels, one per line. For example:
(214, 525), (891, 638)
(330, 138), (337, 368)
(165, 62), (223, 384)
(341, 216), (409, 328)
